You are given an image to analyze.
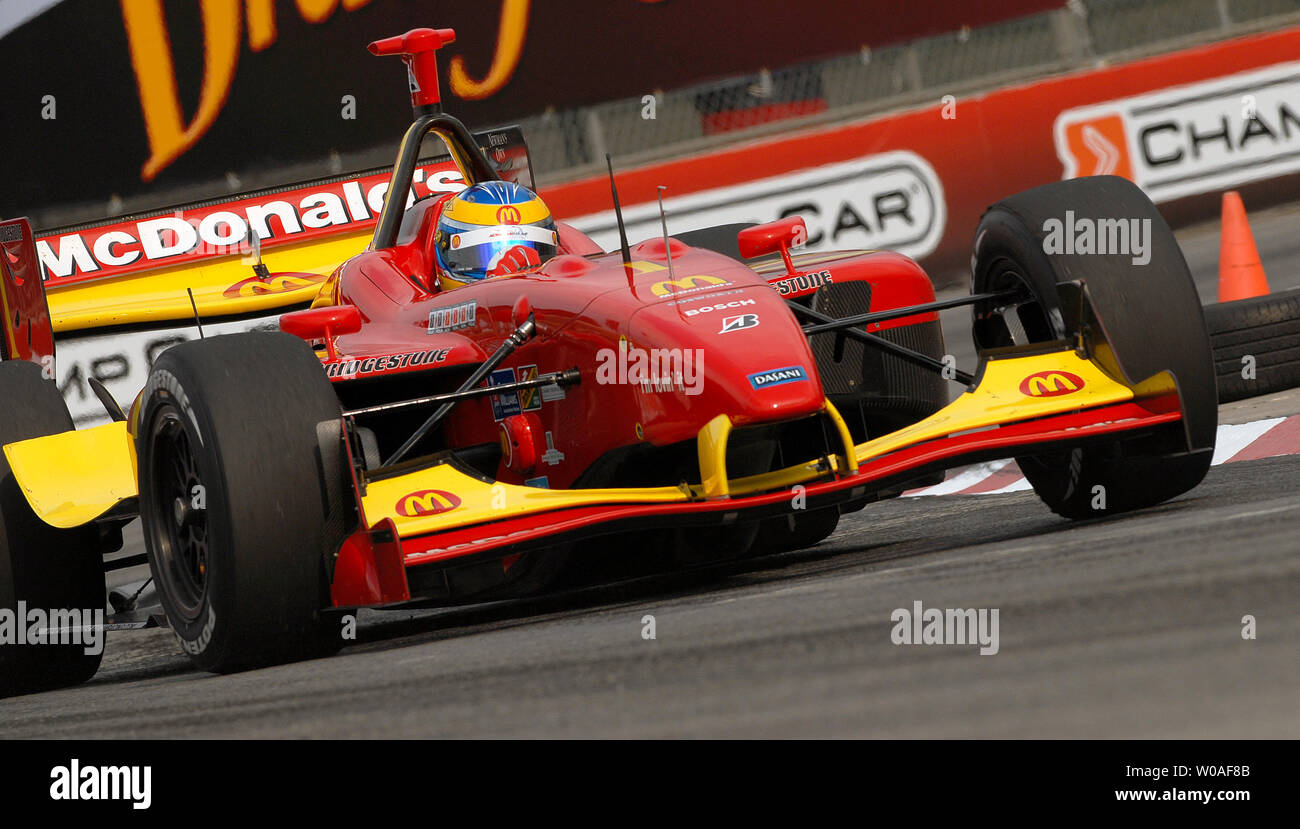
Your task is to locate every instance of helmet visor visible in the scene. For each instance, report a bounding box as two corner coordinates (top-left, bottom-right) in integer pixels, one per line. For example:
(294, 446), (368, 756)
(442, 224), (558, 280)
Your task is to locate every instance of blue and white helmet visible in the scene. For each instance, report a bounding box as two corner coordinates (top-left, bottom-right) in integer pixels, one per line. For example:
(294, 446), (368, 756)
(434, 180), (559, 287)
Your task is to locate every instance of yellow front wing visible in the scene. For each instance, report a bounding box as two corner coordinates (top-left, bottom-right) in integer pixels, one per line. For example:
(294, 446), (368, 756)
(364, 349), (1142, 539)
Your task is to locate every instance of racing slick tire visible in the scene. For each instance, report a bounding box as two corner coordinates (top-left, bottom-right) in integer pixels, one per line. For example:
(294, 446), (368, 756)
(1203, 287), (1300, 403)
(0, 361), (104, 697)
(137, 332), (349, 673)
(971, 175), (1216, 519)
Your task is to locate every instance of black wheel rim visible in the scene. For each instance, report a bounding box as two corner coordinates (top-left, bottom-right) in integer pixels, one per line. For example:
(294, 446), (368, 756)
(146, 406), (209, 622)
(977, 259), (1056, 348)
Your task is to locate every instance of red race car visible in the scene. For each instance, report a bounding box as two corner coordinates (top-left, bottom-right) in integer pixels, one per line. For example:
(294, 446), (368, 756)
(0, 27), (1216, 689)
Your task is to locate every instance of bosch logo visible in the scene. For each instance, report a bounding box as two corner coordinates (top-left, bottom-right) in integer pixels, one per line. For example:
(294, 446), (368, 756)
(683, 298), (756, 316)
(1019, 371), (1085, 398)
(496, 206), (522, 224)
(395, 489), (462, 517)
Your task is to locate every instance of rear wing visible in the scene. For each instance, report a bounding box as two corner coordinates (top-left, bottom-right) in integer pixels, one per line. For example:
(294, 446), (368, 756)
(36, 125), (533, 333)
(0, 218), (55, 372)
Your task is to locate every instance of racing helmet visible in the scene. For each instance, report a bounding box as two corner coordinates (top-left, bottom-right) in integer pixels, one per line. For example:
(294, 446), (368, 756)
(433, 180), (558, 289)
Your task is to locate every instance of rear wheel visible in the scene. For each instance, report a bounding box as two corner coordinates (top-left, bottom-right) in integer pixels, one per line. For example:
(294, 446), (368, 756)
(972, 176), (1216, 519)
(0, 361), (104, 697)
(138, 333), (350, 673)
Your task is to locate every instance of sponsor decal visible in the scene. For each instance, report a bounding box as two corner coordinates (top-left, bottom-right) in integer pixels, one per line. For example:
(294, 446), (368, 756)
(517, 364), (542, 411)
(666, 287), (744, 306)
(748, 365), (809, 389)
(683, 298), (755, 317)
(1018, 370), (1085, 398)
(650, 274), (728, 296)
(541, 431), (565, 466)
(720, 313), (759, 333)
(222, 271), (325, 298)
(524, 475), (550, 488)
(489, 367), (522, 420)
(451, 224), (557, 249)
(771, 269), (833, 296)
(178, 603), (216, 655)
(572, 151), (946, 260)
(540, 383), (567, 402)
(395, 489), (462, 518)
(324, 348), (451, 379)
(34, 160), (468, 284)
(428, 299), (477, 333)
(1055, 61), (1300, 202)
(496, 205), (522, 224)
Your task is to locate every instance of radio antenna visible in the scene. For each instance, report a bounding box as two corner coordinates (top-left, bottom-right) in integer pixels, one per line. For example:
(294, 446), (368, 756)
(605, 154), (633, 272)
(186, 287), (205, 339)
(656, 185), (675, 281)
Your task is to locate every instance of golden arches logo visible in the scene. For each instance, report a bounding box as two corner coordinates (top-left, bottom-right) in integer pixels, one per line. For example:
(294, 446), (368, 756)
(223, 272), (325, 299)
(1019, 370), (1085, 398)
(650, 274), (727, 296)
(496, 205), (522, 224)
(394, 489), (462, 518)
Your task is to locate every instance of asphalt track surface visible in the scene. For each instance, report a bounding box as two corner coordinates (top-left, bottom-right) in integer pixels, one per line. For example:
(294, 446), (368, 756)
(2, 204), (1298, 738)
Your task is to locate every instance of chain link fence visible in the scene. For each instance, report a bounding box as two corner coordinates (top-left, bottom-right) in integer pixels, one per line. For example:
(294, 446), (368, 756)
(514, 0), (1300, 186)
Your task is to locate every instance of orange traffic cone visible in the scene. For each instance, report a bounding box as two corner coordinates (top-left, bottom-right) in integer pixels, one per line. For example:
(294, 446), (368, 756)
(1218, 191), (1270, 302)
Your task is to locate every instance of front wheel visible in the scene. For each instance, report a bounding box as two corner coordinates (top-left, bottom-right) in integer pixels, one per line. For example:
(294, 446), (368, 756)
(971, 175), (1217, 519)
(138, 333), (351, 673)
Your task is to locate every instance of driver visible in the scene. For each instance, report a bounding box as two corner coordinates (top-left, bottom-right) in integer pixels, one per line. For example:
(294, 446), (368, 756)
(433, 180), (559, 290)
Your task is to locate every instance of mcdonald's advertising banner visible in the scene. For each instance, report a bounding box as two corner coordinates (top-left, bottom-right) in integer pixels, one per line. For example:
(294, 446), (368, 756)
(0, 0), (1059, 220)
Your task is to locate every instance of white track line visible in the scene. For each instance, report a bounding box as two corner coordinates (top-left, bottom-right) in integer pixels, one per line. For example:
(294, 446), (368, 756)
(906, 458), (1014, 497)
(1210, 417), (1285, 464)
(904, 415), (1296, 498)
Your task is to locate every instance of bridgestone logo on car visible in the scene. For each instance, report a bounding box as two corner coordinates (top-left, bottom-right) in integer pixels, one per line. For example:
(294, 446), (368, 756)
(772, 269), (833, 296)
(1054, 60), (1300, 202)
(325, 348), (451, 378)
